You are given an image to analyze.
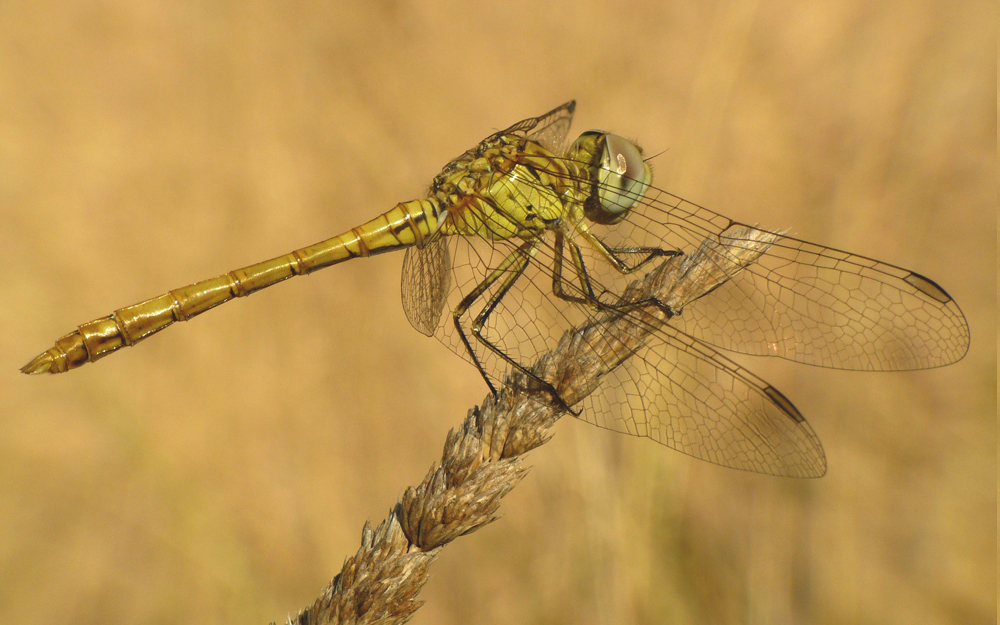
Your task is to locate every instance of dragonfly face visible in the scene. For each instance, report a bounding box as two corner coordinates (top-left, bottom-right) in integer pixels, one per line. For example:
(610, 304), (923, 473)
(568, 131), (652, 225)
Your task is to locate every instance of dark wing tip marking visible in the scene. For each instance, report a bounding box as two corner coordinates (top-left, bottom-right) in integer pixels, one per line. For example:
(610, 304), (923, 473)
(904, 271), (953, 304)
(565, 100), (577, 113)
(762, 385), (806, 423)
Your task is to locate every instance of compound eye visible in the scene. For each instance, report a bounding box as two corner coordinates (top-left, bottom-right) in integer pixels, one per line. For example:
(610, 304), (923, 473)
(593, 134), (651, 224)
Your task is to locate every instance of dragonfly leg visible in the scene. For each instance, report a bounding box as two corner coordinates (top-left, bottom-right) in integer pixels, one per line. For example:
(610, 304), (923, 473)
(598, 243), (685, 316)
(453, 240), (576, 414)
(552, 236), (681, 321)
(602, 243), (681, 274)
(556, 229), (683, 308)
(551, 231), (598, 307)
(576, 227), (680, 275)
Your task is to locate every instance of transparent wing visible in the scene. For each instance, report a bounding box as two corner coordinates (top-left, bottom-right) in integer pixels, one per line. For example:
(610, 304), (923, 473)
(578, 323), (826, 477)
(533, 158), (971, 371)
(401, 236), (452, 337)
(408, 206), (825, 477)
(503, 100), (576, 156)
(419, 232), (583, 383)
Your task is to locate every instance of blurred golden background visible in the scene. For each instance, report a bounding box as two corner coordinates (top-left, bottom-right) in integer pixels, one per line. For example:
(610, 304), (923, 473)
(1, 1), (994, 623)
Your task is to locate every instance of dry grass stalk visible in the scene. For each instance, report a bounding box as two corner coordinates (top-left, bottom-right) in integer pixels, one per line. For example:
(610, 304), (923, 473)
(282, 227), (776, 625)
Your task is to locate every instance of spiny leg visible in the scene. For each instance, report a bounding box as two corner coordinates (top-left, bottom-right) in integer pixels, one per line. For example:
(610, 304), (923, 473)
(452, 240), (575, 413)
(551, 231), (597, 307)
(562, 229), (682, 305)
(602, 243), (680, 273)
(579, 228), (680, 274)
(552, 234), (681, 320)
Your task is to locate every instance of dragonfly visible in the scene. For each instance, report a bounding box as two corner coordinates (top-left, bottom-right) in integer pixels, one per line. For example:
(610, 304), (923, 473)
(23, 101), (970, 478)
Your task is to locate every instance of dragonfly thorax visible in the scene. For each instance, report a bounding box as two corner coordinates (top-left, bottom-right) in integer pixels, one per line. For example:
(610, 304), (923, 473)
(430, 133), (575, 240)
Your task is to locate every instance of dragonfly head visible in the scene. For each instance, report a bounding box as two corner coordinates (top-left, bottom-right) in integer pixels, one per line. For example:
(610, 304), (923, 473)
(568, 131), (652, 225)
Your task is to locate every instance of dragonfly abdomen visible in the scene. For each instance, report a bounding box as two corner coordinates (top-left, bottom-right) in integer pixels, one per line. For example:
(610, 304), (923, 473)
(22, 199), (441, 374)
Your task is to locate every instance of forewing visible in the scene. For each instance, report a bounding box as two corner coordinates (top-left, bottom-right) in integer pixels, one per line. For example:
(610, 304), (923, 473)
(579, 322), (827, 478)
(627, 190), (970, 370)
(401, 237), (452, 337)
(529, 158), (970, 371)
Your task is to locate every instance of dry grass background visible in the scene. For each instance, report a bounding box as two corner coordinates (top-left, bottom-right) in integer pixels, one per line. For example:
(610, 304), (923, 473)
(1, 1), (995, 623)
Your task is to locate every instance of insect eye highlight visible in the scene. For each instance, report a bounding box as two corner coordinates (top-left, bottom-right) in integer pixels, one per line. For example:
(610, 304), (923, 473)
(588, 134), (651, 225)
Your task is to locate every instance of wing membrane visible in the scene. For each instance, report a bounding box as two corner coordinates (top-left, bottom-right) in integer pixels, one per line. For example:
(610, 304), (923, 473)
(578, 323), (826, 477)
(505, 100), (576, 155)
(404, 213), (826, 477)
(533, 158), (971, 371)
(401, 237), (452, 336)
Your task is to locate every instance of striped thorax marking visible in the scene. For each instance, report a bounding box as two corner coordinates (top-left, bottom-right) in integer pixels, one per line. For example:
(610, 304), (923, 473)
(430, 134), (578, 241)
